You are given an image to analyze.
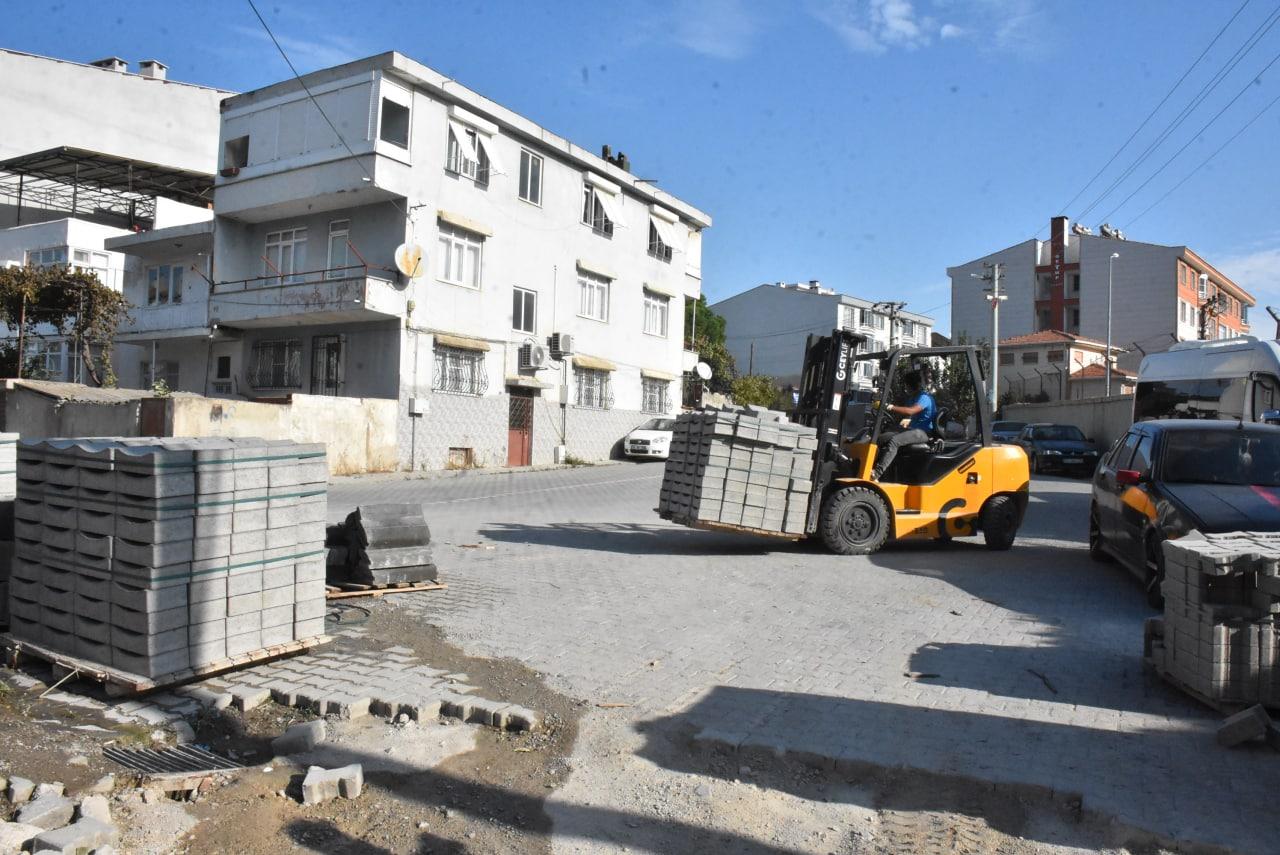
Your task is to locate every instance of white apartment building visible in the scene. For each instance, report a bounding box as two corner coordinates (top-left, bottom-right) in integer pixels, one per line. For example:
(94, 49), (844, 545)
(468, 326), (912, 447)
(948, 216), (1253, 375)
(996, 330), (1132, 403)
(711, 281), (934, 387)
(109, 51), (710, 470)
(0, 50), (226, 382)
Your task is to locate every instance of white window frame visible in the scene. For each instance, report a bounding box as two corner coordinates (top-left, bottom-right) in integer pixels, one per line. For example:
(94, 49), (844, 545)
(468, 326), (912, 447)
(140, 359), (180, 389)
(578, 272), (610, 322)
(641, 377), (669, 414)
(24, 338), (65, 379)
(27, 246), (68, 267)
(581, 185), (615, 237)
(575, 367), (611, 409)
(326, 219), (352, 279)
(518, 148), (542, 206)
(264, 228), (307, 284)
(513, 287), (537, 334)
(840, 305), (857, 331)
(145, 264), (184, 305)
(436, 223), (484, 290)
(643, 290), (669, 338)
(447, 125), (490, 185)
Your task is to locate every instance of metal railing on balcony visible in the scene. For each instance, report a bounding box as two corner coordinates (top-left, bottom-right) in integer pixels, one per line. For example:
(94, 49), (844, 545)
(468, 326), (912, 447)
(445, 153), (490, 188)
(213, 264), (397, 294)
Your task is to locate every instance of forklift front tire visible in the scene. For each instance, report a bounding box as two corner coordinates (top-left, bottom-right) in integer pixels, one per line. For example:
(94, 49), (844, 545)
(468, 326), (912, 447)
(980, 494), (1019, 551)
(820, 486), (891, 555)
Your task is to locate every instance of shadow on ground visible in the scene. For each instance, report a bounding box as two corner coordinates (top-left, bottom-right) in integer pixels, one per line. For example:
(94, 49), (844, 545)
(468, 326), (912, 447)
(633, 685), (1261, 855)
(478, 521), (802, 556)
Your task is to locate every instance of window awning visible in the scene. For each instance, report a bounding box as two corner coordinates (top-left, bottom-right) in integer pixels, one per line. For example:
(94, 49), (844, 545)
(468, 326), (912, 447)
(576, 258), (616, 280)
(477, 136), (505, 176)
(593, 185), (623, 226)
(506, 375), (550, 390)
(437, 209), (493, 237)
(573, 354), (616, 372)
(434, 332), (490, 352)
(641, 368), (676, 381)
(644, 282), (678, 299)
(448, 121), (480, 163)
(649, 214), (679, 247)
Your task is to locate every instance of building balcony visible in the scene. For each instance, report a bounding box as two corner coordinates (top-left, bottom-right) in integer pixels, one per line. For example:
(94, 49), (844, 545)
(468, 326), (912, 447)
(214, 148), (412, 223)
(210, 264), (407, 329)
(117, 302), (210, 343)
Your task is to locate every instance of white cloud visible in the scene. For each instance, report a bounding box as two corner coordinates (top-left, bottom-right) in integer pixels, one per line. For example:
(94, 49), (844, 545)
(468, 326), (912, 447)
(1218, 244), (1280, 308)
(810, 0), (1043, 56)
(670, 0), (764, 60)
(232, 24), (367, 73)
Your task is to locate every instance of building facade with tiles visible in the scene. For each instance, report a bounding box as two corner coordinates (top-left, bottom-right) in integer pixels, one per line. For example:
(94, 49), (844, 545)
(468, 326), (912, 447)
(948, 216), (1253, 374)
(108, 51), (711, 471)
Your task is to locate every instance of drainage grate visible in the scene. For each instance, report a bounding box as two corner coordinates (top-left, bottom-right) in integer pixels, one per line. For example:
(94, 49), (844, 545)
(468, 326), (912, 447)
(103, 745), (243, 776)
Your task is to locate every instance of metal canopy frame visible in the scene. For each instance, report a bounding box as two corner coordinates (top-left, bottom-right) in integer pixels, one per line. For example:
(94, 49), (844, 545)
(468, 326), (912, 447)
(0, 146), (214, 229)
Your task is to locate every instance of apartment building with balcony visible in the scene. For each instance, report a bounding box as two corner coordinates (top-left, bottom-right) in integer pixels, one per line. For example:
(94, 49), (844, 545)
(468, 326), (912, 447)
(0, 49), (226, 382)
(711, 281), (935, 387)
(113, 51), (710, 470)
(948, 216), (1253, 374)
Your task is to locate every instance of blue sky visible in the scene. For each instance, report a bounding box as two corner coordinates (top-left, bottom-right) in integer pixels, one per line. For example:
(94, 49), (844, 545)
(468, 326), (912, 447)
(10, 0), (1280, 333)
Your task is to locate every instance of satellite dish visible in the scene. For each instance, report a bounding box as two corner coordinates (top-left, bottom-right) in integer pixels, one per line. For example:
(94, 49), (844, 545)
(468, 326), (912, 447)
(694, 361), (712, 381)
(394, 243), (425, 279)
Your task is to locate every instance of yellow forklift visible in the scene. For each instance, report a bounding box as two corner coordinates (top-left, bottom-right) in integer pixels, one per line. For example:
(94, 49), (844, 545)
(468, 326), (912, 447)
(792, 329), (1030, 554)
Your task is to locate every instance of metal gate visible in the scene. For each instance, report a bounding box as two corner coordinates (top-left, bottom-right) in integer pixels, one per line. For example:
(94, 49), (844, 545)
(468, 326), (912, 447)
(310, 334), (344, 396)
(507, 391), (533, 467)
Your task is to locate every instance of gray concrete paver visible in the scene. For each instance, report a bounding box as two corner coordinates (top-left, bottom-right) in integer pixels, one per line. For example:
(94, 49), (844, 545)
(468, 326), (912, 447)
(329, 463), (1280, 852)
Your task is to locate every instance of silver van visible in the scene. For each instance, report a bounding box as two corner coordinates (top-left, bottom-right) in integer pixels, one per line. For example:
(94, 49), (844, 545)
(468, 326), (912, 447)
(1134, 337), (1280, 423)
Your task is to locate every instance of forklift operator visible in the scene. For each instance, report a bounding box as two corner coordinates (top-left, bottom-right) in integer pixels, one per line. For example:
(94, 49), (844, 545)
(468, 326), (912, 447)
(871, 370), (937, 479)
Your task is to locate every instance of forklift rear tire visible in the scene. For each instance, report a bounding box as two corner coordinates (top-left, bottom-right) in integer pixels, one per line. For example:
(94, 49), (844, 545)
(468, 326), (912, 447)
(820, 486), (891, 555)
(980, 494), (1018, 551)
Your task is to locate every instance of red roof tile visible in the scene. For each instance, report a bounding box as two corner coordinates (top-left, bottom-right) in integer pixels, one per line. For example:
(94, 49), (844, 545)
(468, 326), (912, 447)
(1000, 329), (1109, 348)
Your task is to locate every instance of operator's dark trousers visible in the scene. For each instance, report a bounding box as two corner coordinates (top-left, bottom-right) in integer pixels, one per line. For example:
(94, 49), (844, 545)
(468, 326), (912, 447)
(873, 428), (929, 478)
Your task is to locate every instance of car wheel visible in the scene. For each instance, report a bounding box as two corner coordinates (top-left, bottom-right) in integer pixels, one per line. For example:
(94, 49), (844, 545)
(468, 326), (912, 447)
(820, 486), (891, 555)
(980, 494), (1019, 550)
(1144, 534), (1166, 611)
(1088, 506), (1108, 562)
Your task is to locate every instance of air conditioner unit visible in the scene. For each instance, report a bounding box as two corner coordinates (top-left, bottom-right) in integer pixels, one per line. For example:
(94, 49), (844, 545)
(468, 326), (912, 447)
(519, 343), (551, 370)
(548, 332), (574, 359)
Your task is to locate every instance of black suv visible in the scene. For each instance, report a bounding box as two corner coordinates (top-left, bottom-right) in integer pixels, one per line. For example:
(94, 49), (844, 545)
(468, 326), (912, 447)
(1089, 420), (1280, 606)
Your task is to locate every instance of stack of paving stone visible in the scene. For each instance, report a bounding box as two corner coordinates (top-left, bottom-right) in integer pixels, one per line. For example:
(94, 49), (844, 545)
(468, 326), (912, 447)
(0, 432), (17, 628)
(1155, 532), (1280, 706)
(329, 504), (438, 587)
(6, 436), (329, 679)
(657, 406), (818, 535)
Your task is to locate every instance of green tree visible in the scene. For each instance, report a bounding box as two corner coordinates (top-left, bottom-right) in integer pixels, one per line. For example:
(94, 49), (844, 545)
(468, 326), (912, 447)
(0, 264), (130, 386)
(730, 374), (780, 408)
(684, 295), (734, 393)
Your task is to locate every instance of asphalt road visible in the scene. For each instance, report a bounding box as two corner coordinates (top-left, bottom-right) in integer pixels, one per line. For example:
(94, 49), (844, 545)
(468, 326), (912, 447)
(326, 463), (1279, 853)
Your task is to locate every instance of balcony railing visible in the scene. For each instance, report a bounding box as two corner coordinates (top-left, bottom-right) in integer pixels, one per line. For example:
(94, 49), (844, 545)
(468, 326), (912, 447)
(213, 264), (397, 294)
(445, 153), (490, 188)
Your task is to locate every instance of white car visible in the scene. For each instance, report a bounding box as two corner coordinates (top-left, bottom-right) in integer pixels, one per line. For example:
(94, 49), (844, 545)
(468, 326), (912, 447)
(624, 418), (677, 460)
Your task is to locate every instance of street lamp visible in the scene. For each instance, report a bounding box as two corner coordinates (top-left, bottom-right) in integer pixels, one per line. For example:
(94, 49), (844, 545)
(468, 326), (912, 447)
(1106, 252), (1119, 396)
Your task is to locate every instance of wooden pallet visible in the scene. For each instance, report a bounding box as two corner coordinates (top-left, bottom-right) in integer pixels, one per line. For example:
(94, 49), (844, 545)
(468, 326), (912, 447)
(325, 581), (447, 601)
(679, 516), (803, 541)
(1, 634), (330, 697)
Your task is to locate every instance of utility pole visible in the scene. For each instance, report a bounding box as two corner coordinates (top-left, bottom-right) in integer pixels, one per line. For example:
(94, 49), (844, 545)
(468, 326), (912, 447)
(1266, 306), (1280, 340)
(970, 263), (1005, 414)
(1106, 252), (1118, 396)
(873, 301), (908, 347)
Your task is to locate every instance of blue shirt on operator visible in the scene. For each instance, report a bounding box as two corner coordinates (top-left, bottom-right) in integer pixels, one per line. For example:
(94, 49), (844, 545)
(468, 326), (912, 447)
(907, 392), (937, 433)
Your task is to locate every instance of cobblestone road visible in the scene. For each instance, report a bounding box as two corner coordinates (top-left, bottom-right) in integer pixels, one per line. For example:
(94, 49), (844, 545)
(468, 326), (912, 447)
(329, 463), (1279, 853)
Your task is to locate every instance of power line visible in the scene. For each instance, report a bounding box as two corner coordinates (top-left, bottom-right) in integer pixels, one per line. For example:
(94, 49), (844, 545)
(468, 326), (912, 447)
(1099, 42), (1280, 223)
(1075, 2), (1280, 224)
(1125, 85), (1280, 227)
(244, 0), (409, 220)
(1047, 0), (1252, 229)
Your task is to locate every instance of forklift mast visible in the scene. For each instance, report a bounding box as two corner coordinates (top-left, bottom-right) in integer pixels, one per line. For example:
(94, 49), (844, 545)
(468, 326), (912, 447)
(792, 329), (870, 534)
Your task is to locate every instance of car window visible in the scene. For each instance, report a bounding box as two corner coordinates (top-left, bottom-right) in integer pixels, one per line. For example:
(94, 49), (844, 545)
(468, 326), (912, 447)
(1253, 375), (1280, 420)
(1032, 425), (1085, 441)
(1130, 434), (1154, 476)
(1109, 432), (1140, 471)
(1163, 429), (1280, 487)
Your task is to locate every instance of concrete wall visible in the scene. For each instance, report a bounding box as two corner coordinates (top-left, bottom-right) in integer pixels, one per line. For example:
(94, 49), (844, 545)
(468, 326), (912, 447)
(713, 287), (837, 384)
(1076, 236), (1179, 374)
(1, 388), (144, 438)
(949, 239), (1039, 347)
(1002, 394), (1134, 451)
(166, 393), (397, 475)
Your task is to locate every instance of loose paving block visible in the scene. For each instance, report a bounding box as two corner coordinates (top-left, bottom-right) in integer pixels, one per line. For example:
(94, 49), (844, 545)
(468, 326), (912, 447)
(7, 776), (35, 802)
(0, 822), (44, 853)
(76, 794), (111, 823)
(1217, 705), (1273, 747)
(15, 793), (75, 830)
(271, 719), (327, 755)
(30, 816), (116, 854)
(301, 764), (363, 804)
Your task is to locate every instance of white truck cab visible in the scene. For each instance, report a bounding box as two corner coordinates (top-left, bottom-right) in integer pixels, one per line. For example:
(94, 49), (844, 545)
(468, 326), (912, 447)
(1135, 337), (1280, 424)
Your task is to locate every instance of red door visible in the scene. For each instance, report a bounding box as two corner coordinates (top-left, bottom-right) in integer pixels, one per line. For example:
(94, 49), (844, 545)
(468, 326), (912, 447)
(507, 391), (533, 467)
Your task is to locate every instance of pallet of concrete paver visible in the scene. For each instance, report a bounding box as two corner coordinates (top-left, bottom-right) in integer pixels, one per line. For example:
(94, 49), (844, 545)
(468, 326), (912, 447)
(326, 504), (439, 587)
(1, 631), (330, 697)
(657, 405), (818, 537)
(1149, 531), (1280, 711)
